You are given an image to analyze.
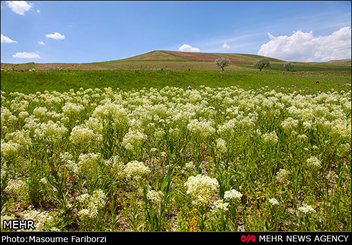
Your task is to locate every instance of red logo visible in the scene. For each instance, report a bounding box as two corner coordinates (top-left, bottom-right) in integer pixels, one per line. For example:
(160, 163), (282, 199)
(241, 234), (256, 243)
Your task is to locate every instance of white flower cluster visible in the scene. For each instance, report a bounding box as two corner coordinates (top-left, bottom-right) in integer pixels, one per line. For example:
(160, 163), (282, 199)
(62, 102), (84, 116)
(187, 118), (216, 138)
(217, 119), (236, 136)
(268, 198), (279, 205)
(211, 199), (230, 213)
(262, 131), (278, 145)
(123, 160), (150, 180)
(216, 138), (227, 153)
(70, 125), (103, 145)
(298, 204), (315, 214)
(1, 214), (16, 230)
(306, 156), (321, 168)
(77, 189), (106, 219)
(186, 89), (202, 103)
(184, 174), (219, 206)
(4, 179), (27, 198)
(1, 140), (21, 158)
(276, 169), (290, 184)
(224, 189), (243, 200)
(77, 153), (102, 174)
(33, 107), (48, 117)
(122, 130), (147, 151)
(5, 130), (32, 149)
(60, 152), (79, 173)
(106, 155), (125, 177)
(21, 208), (55, 231)
(1, 107), (18, 127)
(34, 120), (68, 143)
(281, 117), (299, 133)
(185, 161), (194, 170)
(92, 102), (128, 128)
(147, 190), (164, 204)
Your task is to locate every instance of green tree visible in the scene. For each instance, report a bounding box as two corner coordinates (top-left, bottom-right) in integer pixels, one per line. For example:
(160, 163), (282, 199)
(214, 57), (230, 71)
(253, 58), (271, 71)
(283, 62), (295, 71)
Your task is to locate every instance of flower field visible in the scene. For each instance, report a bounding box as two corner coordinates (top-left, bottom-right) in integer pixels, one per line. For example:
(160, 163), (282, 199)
(1, 85), (351, 231)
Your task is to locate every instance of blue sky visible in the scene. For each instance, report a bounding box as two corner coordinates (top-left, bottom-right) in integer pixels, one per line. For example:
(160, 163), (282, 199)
(1, 1), (351, 63)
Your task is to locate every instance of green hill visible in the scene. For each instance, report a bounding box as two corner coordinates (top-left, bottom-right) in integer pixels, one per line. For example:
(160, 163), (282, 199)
(87, 50), (287, 71)
(1, 50), (351, 72)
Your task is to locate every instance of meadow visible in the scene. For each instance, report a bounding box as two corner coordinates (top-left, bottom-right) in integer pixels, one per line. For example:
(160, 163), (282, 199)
(1, 69), (351, 94)
(1, 67), (351, 231)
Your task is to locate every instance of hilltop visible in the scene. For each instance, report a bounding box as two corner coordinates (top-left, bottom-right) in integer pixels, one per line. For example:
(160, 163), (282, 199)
(1, 50), (351, 72)
(88, 50), (287, 71)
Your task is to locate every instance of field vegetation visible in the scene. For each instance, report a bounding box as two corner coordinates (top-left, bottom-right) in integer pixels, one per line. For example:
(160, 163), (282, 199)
(1, 51), (351, 231)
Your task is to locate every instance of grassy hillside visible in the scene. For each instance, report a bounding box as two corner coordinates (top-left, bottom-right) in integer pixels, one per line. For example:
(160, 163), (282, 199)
(86, 50), (352, 72)
(2, 50), (350, 72)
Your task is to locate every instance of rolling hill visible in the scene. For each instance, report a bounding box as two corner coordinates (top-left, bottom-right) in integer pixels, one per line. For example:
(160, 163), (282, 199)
(1, 50), (351, 72)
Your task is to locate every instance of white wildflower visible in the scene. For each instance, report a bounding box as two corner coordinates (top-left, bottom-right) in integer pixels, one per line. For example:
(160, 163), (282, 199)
(281, 117), (299, 132)
(21, 209), (55, 231)
(123, 160), (150, 180)
(77, 153), (102, 174)
(34, 121), (68, 143)
(1, 140), (21, 158)
(211, 200), (230, 213)
(122, 130), (147, 151)
(33, 107), (48, 117)
(298, 204), (315, 214)
(70, 125), (102, 145)
(216, 138), (227, 153)
(276, 169), (290, 183)
(224, 189), (243, 200)
(62, 102), (84, 116)
(306, 156), (321, 168)
(147, 190), (164, 204)
(185, 161), (194, 170)
(4, 179), (27, 197)
(40, 178), (48, 185)
(77, 189), (106, 219)
(262, 131), (278, 145)
(184, 174), (219, 206)
(187, 118), (216, 138)
(268, 198), (279, 205)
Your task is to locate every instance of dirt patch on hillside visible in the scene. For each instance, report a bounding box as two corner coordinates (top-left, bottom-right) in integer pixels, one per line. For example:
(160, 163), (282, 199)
(164, 51), (252, 63)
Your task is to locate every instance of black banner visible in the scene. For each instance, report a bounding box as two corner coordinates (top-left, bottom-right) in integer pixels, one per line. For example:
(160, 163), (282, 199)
(1, 232), (351, 244)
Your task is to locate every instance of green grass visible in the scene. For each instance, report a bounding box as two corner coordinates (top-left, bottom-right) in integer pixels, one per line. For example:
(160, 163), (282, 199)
(1, 60), (351, 232)
(1, 69), (351, 94)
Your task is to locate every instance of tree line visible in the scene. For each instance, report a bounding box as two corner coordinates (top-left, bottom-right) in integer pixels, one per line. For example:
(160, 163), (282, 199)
(214, 57), (295, 72)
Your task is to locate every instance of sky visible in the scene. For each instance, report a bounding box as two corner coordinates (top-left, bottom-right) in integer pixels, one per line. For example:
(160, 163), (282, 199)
(1, 1), (351, 63)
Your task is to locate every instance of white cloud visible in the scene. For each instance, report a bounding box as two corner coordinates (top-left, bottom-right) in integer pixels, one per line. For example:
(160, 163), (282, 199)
(309, 26), (351, 62)
(1, 34), (17, 43)
(37, 9), (40, 14)
(6, 1), (33, 15)
(46, 32), (65, 40)
(12, 52), (41, 59)
(179, 44), (200, 52)
(38, 41), (45, 45)
(258, 26), (351, 62)
(222, 42), (230, 49)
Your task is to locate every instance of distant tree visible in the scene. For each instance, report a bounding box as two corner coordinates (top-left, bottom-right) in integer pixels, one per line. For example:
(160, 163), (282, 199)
(214, 57), (230, 71)
(253, 58), (271, 71)
(283, 62), (295, 71)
